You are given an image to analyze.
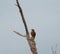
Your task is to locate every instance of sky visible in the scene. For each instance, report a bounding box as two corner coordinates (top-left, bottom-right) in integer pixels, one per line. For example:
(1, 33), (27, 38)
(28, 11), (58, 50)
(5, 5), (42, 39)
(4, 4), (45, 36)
(0, 0), (60, 54)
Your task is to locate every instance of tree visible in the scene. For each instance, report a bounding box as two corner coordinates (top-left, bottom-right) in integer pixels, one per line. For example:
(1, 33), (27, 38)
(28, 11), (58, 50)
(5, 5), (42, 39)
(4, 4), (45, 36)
(13, 0), (38, 54)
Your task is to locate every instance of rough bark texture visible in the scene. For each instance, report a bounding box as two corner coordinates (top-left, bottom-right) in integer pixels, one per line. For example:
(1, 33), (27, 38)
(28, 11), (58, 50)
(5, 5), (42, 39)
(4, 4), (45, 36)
(15, 0), (38, 54)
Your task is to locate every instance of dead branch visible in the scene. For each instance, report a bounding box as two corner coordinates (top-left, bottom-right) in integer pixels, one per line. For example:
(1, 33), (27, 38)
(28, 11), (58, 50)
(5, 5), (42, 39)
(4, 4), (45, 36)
(14, 0), (38, 54)
(16, 0), (29, 36)
(13, 31), (26, 37)
(51, 44), (58, 54)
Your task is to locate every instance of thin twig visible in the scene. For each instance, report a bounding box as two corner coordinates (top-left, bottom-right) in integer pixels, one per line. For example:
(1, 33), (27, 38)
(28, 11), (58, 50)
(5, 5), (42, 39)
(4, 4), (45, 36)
(13, 31), (26, 37)
(51, 44), (58, 54)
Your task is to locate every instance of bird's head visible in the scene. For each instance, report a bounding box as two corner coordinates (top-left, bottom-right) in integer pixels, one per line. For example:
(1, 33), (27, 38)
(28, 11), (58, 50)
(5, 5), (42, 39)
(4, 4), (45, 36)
(31, 29), (35, 31)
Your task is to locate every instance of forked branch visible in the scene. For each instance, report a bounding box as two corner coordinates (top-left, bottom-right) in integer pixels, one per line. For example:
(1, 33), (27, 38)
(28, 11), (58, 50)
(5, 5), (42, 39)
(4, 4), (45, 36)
(14, 0), (38, 54)
(51, 44), (58, 54)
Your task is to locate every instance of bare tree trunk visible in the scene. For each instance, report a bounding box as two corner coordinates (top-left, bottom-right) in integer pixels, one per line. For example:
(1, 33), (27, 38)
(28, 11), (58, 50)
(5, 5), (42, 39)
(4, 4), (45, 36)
(14, 0), (38, 54)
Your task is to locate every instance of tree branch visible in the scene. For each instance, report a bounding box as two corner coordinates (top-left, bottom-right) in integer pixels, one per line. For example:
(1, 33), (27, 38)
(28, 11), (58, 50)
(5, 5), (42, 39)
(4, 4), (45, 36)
(13, 31), (26, 37)
(51, 44), (58, 54)
(15, 0), (38, 54)
(16, 0), (29, 37)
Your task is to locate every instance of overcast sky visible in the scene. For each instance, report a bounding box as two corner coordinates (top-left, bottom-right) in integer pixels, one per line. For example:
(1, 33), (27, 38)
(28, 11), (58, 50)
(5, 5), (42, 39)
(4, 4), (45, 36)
(0, 0), (60, 54)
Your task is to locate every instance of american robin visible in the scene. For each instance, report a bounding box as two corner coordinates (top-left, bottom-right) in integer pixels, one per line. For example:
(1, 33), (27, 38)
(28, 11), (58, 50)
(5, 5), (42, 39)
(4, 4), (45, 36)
(31, 29), (36, 39)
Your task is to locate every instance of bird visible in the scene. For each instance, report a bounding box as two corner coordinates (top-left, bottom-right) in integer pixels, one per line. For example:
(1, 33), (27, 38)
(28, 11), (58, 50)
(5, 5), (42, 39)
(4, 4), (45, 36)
(31, 29), (36, 39)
